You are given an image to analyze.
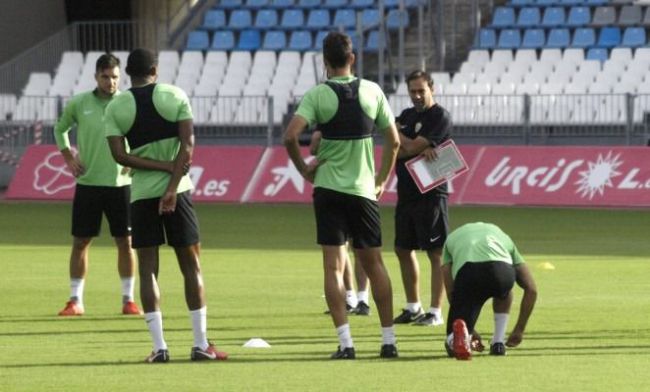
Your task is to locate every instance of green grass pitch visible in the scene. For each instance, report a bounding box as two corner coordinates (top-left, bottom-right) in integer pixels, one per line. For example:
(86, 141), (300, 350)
(0, 202), (649, 391)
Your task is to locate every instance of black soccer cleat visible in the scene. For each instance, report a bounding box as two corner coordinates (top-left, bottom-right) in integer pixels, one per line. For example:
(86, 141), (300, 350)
(330, 346), (356, 359)
(444, 341), (455, 358)
(379, 344), (399, 358)
(324, 304), (356, 315)
(489, 342), (506, 356)
(393, 308), (424, 324)
(145, 349), (169, 363)
(353, 301), (370, 316)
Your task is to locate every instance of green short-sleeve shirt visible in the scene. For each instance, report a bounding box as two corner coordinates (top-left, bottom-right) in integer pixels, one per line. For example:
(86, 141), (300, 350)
(104, 83), (194, 202)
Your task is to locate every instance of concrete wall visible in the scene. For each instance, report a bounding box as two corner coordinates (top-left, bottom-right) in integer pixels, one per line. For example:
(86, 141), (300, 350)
(0, 0), (67, 64)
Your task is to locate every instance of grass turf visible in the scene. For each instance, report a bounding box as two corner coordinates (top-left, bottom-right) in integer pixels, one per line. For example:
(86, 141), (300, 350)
(0, 203), (649, 391)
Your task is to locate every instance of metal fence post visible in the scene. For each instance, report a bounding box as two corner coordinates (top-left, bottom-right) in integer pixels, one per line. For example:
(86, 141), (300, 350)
(523, 94), (531, 144)
(267, 95), (274, 147)
(625, 93), (633, 145)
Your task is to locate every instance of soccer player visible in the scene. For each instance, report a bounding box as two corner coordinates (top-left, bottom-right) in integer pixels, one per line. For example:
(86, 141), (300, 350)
(442, 222), (538, 360)
(284, 31), (400, 359)
(392, 70), (451, 326)
(54, 53), (141, 317)
(105, 48), (227, 363)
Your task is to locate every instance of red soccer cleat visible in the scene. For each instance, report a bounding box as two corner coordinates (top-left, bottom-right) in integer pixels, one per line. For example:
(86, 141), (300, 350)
(122, 301), (142, 315)
(452, 319), (472, 360)
(191, 342), (228, 361)
(58, 301), (84, 316)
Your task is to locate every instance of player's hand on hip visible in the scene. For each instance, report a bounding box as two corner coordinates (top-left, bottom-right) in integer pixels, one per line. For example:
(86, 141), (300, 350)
(301, 159), (323, 183)
(158, 191), (177, 215)
(65, 156), (85, 177)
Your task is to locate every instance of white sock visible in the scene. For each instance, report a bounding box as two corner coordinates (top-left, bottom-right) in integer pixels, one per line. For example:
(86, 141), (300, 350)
(346, 290), (358, 308)
(144, 311), (167, 351)
(493, 313), (509, 343)
(446, 333), (454, 346)
(121, 277), (135, 302)
(406, 302), (421, 313)
(70, 278), (85, 306)
(357, 290), (369, 304)
(336, 323), (354, 349)
(382, 326), (396, 345)
(190, 307), (209, 350)
(428, 307), (442, 316)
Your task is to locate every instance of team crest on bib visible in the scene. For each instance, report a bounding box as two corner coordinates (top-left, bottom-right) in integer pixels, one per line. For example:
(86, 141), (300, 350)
(414, 122), (422, 134)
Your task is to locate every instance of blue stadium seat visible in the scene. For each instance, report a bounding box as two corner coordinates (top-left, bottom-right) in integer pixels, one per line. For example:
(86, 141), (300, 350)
(322, 0), (348, 8)
(361, 9), (381, 29)
(245, 0), (269, 8)
(202, 10), (226, 30)
(566, 6), (590, 27)
(516, 7), (541, 28)
(186, 30), (210, 50)
(535, 0), (555, 6)
(597, 27), (621, 48)
(586, 47), (608, 62)
(365, 30), (383, 52)
(289, 31), (313, 51)
(584, 0), (607, 6)
(314, 30), (329, 50)
(346, 30), (362, 51)
(262, 30), (287, 50)
(475, 28), (497, 49)
(269, 0), (295, 8)
(491, 7), (516, 28)
(571, 27), (596, 48)
(306, 9), (330, 30)
(557, 0), (584, 6)
(621, 27), (647, 48)
(237, 29), (262, 50)
(497, 28), (522, 49)
(296, 0), (321, 7)
(254, 9), (279, 29)
(522, 28), (545, 49)
(229, 10), (253, 30)
(510, 0), (535, 6)
(333, 9), (356, 30)
(280, 9), (305, 30)
(540, 7), (565, 28)
(211, 30), (235, 50)
(386, 9), (409, 30)
(404, 0), (426, 8)
(217, 0), (243, 9)
(350, 0), (374, 9)
(546, 28), (570, 48)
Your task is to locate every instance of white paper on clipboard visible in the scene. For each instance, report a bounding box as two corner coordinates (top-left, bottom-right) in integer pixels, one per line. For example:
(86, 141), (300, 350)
(405, 140), (469, 194)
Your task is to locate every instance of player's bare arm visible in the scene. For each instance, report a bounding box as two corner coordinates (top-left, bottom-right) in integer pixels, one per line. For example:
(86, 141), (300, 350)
(159, 119), (194, 214)
(107, 136), (175, 173)
(375, 122), (400, 199)
(284, 115), (321, 183)
(507, 263), (538, 347)
(60, 148), (85, 177)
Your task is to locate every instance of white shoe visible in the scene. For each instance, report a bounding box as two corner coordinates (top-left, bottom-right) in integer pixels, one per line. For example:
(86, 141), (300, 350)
(413, 312), (444, 326)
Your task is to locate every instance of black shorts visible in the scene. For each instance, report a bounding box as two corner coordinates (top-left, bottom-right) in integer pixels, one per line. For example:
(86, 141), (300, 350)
(446, 261), (516, 335)
(130, 191), (200, 249)
(394, 196), (448, 250)
(71, 184), (131, 238)
(313, 187), (381, 249)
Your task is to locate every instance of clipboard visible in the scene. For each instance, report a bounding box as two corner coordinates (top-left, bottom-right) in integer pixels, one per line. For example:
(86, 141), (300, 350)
(404, 139), (469, 194)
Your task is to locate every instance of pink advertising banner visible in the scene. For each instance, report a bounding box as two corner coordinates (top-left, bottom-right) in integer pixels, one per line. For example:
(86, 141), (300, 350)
(6, 144), (650, 207)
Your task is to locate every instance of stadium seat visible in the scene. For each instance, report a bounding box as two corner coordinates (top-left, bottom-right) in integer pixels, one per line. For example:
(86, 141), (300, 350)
(262, 30), (287, 50)
(635, 47), (650, 63)
(592, 6), (617, 27)
(468, 50), (490, 66)
(610, 47), (632, 64)
(306, 9), (330, 30)
(211, 30), (235, 50)
(314, 30), (329, 50)
(491, 7), (516, 28)
(513, 48), (537, 65)
(522, 28), (545, 49)
(516, 7), (541, 27)
(557, 0), (585, 6)
(475, 28), (497, 49)
(546, 28), (570, 48)
(269, 0), (295, 8)
(497, 29), (521, 49)
(350, 0), (374, 9)
(229, 10), (253, 30)
(541, 7), (565, 28)
(571, 28), (596, 48)
(381, 0), (399, 8)
(280, 9), (304, 30)
(566, 6), (590, 27)
(586, 47), (608, 62)
(237, 29), (262, 50)
(322, 0), (348, 8)
(386, 9), (410, 30)
(584, 0), (607, 6)
(621, 27), (646, 48)
(296, 0), (321, 8)
(618, 5), (642, 26)
(245, 0), (270, 9)
(186, 30), (210, 50)
(562, 47), (584, 65)
(491, 49), (514, 64)
(334, 9), (357, 30)
(597, 27), (621, 48)
(361, 9), (381, 29)
(365, 30), (383, 52)
(289, 31), (313, 51)
(202, 10), (226, 30)
(346, 30), (362, 51)
(217, 0), (243, 9)
(254, 9), (279, 29)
